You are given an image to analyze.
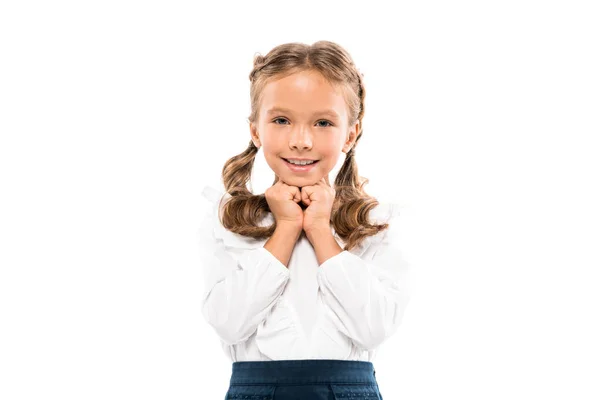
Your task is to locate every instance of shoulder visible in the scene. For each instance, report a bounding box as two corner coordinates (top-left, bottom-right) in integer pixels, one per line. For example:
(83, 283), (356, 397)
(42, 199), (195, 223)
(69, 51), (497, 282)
(200, 184), (271, 250)
(334, 200), (408, 257)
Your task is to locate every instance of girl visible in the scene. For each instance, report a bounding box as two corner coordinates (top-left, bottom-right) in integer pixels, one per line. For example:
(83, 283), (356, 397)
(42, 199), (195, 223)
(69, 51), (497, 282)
(199, 40), (412, 400)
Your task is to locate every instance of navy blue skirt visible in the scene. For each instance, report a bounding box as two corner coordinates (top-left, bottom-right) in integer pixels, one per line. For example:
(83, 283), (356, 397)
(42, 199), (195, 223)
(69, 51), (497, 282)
(224, 359), (383, 399)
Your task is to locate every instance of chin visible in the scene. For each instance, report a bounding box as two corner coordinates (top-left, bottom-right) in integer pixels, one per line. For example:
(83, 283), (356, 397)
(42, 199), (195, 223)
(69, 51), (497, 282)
(279, 174), (323, 187)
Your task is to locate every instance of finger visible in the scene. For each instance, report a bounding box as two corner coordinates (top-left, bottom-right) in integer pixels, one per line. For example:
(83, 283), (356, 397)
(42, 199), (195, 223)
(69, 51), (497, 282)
(301, 186), (311, 205)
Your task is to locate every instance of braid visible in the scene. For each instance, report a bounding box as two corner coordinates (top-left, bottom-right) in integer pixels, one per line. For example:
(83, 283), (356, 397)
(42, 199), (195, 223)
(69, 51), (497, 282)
(222, 140), (259, 193)
(355, 69), (366, 136)
(249, 54), (267, 83)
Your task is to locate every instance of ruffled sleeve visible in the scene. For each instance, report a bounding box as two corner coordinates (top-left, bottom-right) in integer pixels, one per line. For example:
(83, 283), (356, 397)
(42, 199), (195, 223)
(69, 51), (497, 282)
(198, 185), (291, 346)
(316, 203), (413, 352)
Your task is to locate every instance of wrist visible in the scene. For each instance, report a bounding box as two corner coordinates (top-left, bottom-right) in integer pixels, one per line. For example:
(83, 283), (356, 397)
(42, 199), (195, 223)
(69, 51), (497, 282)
(304, 223), (332, 242)
(275, 221), (303, 236)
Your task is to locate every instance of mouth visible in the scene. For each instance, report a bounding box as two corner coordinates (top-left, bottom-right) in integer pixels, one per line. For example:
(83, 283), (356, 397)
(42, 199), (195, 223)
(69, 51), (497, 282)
(281, 157), (320, 172)
(282, 157), (319, 165)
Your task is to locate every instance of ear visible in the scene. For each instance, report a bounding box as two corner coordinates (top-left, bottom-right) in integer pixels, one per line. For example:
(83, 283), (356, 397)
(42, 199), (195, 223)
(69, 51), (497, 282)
(342, 119), (359, 153)
(249, 122), (261, 148)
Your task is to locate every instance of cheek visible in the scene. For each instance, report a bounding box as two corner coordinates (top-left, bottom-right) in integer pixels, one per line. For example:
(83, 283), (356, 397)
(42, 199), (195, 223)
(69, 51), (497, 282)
(262, 145), (285, 163)
(318, 157), (338, 172)
(260, 129), (286, 150)
(259, 141), (279, 159)
(318, 141), (343, 159)
(262, 150), (282, 167)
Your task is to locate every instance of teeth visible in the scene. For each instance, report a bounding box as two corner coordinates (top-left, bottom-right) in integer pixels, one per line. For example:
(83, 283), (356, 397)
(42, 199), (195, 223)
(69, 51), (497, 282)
(287, 159), (316, 166)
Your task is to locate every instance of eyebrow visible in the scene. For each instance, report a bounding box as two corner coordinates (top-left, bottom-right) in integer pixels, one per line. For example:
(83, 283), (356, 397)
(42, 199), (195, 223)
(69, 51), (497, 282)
(266, 107), (340, 119)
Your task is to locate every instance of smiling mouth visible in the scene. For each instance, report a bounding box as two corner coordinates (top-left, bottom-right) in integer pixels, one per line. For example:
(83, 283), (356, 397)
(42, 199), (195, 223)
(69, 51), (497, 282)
(282, 158), (319, 165)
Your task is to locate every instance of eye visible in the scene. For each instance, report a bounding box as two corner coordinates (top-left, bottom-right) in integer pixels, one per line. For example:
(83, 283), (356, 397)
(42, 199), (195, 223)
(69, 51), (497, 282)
(272, 117), (289, 125)
(316, 120), (333, 127)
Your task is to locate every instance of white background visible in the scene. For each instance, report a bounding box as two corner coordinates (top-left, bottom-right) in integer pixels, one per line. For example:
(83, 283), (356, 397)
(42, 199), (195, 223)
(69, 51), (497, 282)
(1, 1), (599, 399)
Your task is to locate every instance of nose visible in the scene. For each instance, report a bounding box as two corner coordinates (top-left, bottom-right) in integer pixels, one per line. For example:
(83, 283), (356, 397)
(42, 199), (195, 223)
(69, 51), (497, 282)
(289, 125), (313, 150)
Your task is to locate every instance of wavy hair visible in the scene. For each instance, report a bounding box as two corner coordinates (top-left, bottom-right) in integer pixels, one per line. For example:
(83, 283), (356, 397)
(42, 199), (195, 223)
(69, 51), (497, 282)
(218, 40), (390, 252)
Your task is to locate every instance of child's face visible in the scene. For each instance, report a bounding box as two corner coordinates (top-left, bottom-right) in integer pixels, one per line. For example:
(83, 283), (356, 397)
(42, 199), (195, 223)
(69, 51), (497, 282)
(250, 70), (358, 188)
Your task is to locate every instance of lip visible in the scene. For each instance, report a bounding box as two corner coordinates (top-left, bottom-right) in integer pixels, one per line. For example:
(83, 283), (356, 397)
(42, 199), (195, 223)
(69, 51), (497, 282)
(282, 157), (319, 173)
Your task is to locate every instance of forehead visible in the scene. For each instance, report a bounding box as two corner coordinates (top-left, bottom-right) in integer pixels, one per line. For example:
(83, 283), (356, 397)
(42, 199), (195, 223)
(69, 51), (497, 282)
(260, 71), (348, 118)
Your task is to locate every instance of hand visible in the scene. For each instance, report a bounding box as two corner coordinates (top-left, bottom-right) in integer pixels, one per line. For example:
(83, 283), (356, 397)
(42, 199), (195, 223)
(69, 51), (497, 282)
(265, 178), (304, 231)
(300, 175), (335, 235)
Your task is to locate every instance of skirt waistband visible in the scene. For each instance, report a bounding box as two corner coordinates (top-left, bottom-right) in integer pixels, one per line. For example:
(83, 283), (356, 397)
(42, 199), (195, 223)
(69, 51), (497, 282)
(229, 359), (377, 385)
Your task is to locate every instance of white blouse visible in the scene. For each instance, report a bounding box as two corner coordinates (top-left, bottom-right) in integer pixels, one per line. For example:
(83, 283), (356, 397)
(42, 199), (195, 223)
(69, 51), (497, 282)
(198, 184), (412, 362)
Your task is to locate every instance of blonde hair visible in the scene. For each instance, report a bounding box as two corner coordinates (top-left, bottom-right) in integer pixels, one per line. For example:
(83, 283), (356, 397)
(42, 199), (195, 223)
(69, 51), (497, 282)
(219, 40), (390, 252)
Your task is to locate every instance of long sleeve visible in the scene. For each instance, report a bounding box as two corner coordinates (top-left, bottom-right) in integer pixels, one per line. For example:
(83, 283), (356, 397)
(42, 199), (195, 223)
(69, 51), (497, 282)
(316, 212), (412, 352)
(198, 189), (291, 346)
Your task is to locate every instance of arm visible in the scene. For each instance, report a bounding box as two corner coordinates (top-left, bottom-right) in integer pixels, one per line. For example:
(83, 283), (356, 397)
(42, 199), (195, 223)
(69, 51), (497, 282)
(264, 222), (303, 267)
(308, 218), (412, 352)
(200, 219), (300, 346)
